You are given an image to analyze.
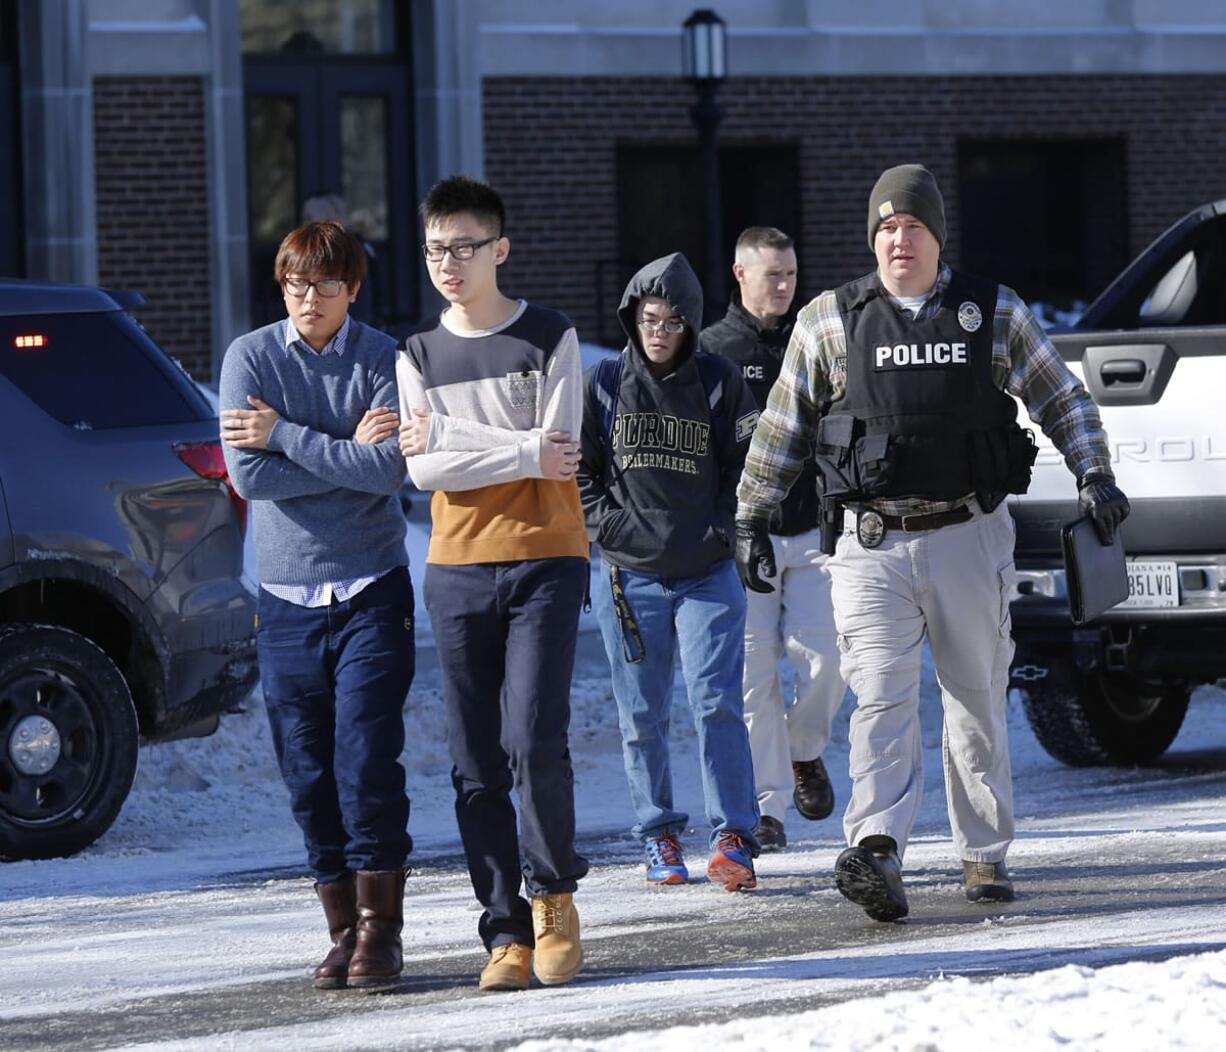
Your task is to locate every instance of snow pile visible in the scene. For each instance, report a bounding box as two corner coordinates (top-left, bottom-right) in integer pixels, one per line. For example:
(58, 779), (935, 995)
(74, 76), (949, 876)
(515, 947), (1226, 1052)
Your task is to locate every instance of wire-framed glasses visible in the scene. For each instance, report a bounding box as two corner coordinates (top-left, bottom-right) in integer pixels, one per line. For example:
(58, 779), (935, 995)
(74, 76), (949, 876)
(636, 317), (687, 335)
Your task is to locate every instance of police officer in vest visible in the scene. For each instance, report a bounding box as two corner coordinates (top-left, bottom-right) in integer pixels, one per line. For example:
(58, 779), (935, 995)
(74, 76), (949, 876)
(734, 164), (1129, 920)
(701, 227), (846, 851)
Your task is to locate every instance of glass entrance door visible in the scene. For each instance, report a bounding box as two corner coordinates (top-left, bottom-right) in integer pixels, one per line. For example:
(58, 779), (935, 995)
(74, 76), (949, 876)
(242, 2), (415, 331)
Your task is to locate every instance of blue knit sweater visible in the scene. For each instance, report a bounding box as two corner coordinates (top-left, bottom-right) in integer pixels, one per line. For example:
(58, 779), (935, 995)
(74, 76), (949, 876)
(218, 319), (407, 586)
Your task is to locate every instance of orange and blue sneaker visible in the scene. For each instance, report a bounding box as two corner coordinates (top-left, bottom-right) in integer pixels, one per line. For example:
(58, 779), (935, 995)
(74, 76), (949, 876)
(707, 831), (757, 892)
(645, 833), (688, 885)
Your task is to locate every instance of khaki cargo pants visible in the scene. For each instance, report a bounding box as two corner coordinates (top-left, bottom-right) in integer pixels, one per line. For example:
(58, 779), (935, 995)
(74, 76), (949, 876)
(829, 500), (1017, 863)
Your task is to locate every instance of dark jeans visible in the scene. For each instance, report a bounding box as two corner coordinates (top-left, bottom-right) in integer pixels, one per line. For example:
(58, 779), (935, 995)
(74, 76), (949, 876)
(257, 567), (415, 883)
(424, 557), (590, 950)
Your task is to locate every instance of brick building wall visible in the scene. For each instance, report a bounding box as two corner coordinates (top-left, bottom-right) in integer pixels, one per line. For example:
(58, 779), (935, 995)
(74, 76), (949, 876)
(94, 77), (212, 378)
(484, 74), (1226, 345)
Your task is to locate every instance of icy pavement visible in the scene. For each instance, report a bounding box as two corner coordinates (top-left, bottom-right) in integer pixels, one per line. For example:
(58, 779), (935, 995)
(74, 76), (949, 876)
(1, 637), (1224, 1049)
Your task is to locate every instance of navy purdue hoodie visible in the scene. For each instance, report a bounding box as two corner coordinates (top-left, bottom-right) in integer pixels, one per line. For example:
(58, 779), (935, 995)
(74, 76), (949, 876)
(577, 253), (759, 578)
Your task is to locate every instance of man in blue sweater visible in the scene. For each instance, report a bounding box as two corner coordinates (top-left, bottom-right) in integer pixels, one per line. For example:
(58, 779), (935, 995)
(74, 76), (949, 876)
(219, 221), (413, 992)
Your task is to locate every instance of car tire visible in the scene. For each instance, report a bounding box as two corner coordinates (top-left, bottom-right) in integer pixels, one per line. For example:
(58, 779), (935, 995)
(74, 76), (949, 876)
(1018, 667), (1190, 767)
(0, 624), (140, 860)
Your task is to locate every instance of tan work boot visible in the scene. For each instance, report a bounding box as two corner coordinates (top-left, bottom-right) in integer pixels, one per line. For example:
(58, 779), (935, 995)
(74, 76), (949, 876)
(479, 942), (532, 992)
(531, 893), (583, 986)
(963, 860), (1015, 903)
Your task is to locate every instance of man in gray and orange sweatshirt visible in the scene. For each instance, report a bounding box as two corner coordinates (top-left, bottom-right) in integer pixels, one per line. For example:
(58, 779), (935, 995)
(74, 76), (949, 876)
(397, 176), (588, 994)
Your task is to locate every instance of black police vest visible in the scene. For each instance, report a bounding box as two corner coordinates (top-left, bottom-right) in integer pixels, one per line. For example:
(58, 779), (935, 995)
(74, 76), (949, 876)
(813, 269), (1036, 507)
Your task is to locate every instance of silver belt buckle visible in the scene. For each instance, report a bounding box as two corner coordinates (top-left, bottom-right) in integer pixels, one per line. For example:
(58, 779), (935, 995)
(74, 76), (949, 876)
(856, 509), (885, 549)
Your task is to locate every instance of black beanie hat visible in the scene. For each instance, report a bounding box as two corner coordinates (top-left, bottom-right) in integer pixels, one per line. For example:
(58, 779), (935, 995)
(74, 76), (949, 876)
(867, 164), (946, 249)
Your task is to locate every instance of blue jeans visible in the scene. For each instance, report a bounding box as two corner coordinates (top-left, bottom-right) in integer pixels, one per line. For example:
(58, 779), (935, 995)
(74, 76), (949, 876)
(424, 557), (590, 951)
(257, 568), (415, 883)
(593, 557), (759, 850)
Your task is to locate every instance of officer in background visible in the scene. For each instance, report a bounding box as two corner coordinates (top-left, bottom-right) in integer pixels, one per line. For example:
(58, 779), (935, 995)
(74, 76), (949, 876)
(702, 227), (846, 852)
(735, 165), (1128, 920)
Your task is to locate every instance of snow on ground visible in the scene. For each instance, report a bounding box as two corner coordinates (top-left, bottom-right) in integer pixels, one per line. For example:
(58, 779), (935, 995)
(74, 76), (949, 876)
(514, 948), (1226, 1052)
(2, 529), (1225, 1049)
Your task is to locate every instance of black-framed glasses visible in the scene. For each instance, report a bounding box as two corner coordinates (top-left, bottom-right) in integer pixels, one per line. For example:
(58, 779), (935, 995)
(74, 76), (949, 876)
(421, 237), (498, 263)
(283, 277), (346, 298)
(636, 317), (686, 335)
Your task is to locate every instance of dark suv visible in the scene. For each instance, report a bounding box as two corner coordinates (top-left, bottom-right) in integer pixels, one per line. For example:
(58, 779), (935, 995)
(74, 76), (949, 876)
(0, 279), (258, 859)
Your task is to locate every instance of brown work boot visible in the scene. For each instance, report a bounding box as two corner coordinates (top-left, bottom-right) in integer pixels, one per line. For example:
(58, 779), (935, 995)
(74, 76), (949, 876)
(792, 757), (835, 820)
(479, 942), (532, 992)
(312, 875), (357, 990)
(963, 860), (1015, 903)
(347, 869), (407, 991)
(531, 893), (583, 986)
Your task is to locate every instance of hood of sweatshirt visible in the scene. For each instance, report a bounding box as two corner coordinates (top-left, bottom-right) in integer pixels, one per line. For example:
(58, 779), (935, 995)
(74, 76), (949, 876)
(616, 252), (704, 375)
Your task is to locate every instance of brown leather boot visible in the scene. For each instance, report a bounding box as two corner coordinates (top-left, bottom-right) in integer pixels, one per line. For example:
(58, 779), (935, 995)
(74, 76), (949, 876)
(313, 875), (358, 990)
(347, 869), (407, 991)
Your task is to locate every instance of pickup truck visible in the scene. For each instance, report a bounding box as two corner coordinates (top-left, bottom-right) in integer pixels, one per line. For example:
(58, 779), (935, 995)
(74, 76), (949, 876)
(1008, 199), (1226, 766)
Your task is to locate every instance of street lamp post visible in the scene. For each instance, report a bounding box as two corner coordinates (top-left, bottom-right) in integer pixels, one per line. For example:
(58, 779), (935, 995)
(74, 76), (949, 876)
(682, 9), (727, 325)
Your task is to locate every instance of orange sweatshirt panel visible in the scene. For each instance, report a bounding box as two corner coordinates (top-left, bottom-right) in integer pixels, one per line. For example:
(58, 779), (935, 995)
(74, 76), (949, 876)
(427, 477), (589, 565)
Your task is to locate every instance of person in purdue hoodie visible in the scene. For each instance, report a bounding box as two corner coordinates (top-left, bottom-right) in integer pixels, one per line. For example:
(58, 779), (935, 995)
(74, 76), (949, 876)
(701, 226), (846, 853)
(578, 252), (762, 892)
(736, 165), (1129, 921)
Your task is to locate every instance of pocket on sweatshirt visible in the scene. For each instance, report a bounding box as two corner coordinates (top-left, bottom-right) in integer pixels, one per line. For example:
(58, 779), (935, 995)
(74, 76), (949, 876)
(503, 369), (543, 419)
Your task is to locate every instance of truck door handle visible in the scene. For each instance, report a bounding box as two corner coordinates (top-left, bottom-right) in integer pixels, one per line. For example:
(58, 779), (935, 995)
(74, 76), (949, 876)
(1100, 359), (1146, 385)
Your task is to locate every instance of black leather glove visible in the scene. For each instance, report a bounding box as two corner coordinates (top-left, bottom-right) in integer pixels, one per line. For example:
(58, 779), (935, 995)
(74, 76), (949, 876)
(734, 519), (777, 594)
(1078, 477), (1130, 545)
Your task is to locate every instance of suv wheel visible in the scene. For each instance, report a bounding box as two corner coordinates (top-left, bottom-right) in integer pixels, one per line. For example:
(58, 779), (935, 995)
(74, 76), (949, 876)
(0, 625), (139, 860)
(1018, 666), (1190, 767)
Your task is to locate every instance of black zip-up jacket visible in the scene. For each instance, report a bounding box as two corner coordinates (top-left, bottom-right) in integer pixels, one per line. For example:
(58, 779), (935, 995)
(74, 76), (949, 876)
(700, 293), (822, 536)
(578, 253), (759, 578)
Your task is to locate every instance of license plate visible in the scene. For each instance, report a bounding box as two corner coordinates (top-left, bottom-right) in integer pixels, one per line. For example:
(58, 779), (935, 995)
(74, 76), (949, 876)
(1117, 561), (1179, 609)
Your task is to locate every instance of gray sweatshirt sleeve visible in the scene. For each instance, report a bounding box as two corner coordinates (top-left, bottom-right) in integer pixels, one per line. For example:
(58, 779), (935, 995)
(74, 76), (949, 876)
(219, 341), (336, 500)
(264, 357), (407, 496)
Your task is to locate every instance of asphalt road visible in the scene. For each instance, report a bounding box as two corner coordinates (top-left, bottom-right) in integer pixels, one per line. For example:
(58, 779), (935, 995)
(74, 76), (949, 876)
(6, 741), (1226, 1052)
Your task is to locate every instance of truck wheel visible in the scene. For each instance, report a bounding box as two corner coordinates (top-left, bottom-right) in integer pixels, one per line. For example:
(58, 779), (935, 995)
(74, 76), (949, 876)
(1018, 669), (1190, 767)
(0, 625), (140, 860)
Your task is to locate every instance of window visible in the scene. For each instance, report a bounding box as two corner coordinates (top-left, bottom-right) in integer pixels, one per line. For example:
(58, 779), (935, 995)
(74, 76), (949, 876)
(1138, 218), (1226, 328)
(0, 312), (210, 429)
(957, 140), (1129, 309)
(611, 145), (800, 340)
(240, 0), (398, 55)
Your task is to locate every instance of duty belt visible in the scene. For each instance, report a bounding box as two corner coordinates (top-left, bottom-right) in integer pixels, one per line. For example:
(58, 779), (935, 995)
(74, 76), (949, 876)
(849, 503), (973, 549)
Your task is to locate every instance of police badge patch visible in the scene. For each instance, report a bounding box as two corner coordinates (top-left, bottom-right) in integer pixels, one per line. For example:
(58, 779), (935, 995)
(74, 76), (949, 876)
(957, 301), (983, 333)
(856, 509), (885, 549)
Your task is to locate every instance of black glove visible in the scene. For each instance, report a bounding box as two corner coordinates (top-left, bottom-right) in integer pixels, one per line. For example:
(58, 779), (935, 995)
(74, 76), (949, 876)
(734, 519), (777, 594)
(1078, 477), (1130, 545)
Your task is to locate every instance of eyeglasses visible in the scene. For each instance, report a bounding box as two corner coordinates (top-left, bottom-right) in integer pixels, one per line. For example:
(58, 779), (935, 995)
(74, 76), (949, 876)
(636, 317), (687, 335)
(421, 237), (498, 262)
(283, 277), (346, 298)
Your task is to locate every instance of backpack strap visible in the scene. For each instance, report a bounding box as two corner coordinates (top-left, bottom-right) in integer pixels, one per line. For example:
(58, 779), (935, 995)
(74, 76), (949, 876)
(591, 355), (625, 454)
(693, 351), (728, 450)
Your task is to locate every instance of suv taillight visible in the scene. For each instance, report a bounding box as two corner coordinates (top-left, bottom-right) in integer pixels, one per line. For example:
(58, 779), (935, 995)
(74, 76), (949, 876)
(174, 440), (248, 536)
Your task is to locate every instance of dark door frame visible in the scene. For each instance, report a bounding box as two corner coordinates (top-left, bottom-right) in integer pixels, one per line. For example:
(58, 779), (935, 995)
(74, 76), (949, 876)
(0, 0), (24, 278)
(243, 45), (416, 329)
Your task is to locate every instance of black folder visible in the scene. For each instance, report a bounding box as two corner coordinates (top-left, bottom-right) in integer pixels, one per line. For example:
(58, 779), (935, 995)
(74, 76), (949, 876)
(1061, 516), (1129, 625)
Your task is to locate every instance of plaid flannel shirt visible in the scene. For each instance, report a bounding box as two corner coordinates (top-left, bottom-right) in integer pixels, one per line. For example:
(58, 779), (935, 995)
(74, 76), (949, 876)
(736, 263), (1114, 523)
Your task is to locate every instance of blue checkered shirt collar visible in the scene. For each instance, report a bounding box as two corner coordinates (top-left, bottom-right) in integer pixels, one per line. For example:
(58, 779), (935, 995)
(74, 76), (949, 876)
(284, 314), (351, 357)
